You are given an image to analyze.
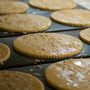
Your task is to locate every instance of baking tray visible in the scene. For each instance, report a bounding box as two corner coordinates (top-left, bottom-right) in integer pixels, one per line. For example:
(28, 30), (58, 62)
(0, 0), (88, 38)
(0, 30), (90, 69)
(2, 58), (90, 90)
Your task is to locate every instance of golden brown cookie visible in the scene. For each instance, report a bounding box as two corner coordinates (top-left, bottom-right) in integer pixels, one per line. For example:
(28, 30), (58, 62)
(45, 58), (90, 90)
(0, 1), (29, 14)
(29, 0), (76, 10)
(51, 9), (90, 27)
(0, 43), (10, 64)
(13, 33), (83, 59)
(0, 14), (51, 33)
(80, 28), (90, 44)
(0, 71), (44, 90)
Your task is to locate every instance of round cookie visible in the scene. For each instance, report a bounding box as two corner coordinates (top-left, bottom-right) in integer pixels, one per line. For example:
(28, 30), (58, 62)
(29, 0), (76, 10)
(0, 1), (29, 14)
(80, 28), (90, 44)
(0, 14), (51, 33)
(0, 43), (10, 64)
(0, 71), (44, 90)
(51, 9), (90, 27)
(45, 58), (90, 90)
(13, 33), (83, 59)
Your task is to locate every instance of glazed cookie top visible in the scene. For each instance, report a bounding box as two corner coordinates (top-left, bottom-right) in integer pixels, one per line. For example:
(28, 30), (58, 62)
(0, 1), (29, 14)
(51, 9), (90, 27)
(80, 28), (90, 44)
(29, 0), (76, 10)
(45, 58), (90, 90)
(0, 43), (10, 64)
(0, 14), (51, 33)
(0, 71), (44, 90)
(13, 33), (83, 59)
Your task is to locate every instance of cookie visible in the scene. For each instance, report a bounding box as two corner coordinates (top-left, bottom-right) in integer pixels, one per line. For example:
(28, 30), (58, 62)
(29, 0), (76, 10)
(13, 33), (83, 59)
(0, 71), (44, 90)
(51, 9), (90, 27)
(0, 1), (29, 14)
(80, 28), (90, 44)
(45, 58), (90, 90)
(0, 14), (51, 33)
(0, 43), (10, 64)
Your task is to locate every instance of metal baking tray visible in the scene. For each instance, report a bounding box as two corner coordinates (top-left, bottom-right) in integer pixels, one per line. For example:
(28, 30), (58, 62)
(0, 30), (90, 69)
(2, 59), (90, 90)
(0, 1), (89, 89)
(0, 0), (88, 38)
